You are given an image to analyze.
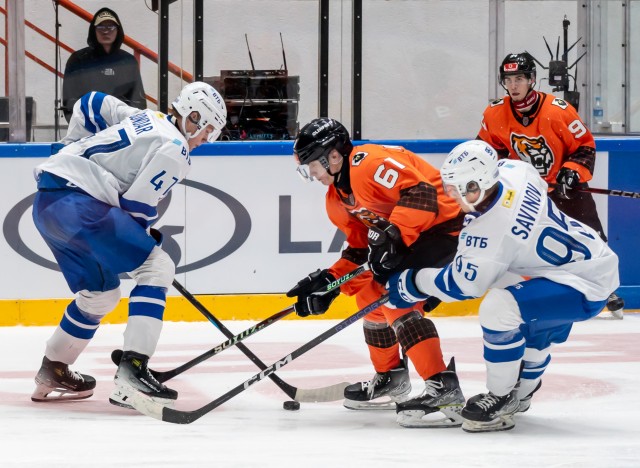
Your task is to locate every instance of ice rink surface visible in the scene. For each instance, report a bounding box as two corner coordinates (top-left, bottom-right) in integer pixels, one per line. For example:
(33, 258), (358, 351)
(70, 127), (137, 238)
(1, 313), (638, 468)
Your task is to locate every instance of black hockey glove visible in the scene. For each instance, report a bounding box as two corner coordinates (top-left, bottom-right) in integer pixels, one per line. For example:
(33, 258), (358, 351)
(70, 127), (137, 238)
(367, 220), (408, 285)
(286, 269), (340, 317)
(555, 167), (580, 200)
(149, 228), (163, 246)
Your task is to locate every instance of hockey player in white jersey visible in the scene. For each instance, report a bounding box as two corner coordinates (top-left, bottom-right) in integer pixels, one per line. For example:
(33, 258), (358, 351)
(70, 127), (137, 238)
(386, 140), (619, 433)
(31, 82), (226, 408)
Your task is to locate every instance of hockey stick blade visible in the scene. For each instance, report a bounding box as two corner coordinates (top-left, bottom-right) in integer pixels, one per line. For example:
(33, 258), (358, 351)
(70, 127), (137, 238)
(166, 264), (369, 401)
(130, 295), (389, 424)
(110, 346), (350, 403)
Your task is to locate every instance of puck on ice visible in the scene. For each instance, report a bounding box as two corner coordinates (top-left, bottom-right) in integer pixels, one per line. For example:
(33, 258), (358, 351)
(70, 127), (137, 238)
(283, 400), (300, 411)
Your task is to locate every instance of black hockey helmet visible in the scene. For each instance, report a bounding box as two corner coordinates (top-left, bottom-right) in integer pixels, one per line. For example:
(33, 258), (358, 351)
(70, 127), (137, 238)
(499, 52), (537, 83)
(294, 118), (353, 167)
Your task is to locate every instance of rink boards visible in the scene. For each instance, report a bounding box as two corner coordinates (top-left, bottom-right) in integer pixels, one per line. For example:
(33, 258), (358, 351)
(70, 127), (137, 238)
(0, 138), (637, 325)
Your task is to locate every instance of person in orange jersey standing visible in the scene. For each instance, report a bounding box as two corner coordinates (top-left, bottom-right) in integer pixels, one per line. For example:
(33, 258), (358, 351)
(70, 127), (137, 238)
(477, 52), (623, 319)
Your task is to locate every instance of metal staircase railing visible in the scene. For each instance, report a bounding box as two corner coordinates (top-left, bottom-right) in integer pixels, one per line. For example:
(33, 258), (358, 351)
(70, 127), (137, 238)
(1, 0), (193, 106)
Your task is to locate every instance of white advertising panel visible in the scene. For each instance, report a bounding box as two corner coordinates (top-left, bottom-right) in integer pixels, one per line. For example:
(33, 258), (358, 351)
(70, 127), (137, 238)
(0, 150), (607, 300)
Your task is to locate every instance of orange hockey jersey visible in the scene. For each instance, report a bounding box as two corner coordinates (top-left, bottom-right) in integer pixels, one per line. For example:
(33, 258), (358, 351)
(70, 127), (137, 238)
(478, 92), (596, 184)
(326, 144), (462, 295)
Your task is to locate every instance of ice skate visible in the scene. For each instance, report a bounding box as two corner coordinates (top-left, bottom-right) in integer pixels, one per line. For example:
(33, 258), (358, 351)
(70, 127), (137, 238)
(114, 351), (177, 408)
(343, 360), (411, 410)
(31, 356), (96, 402)
(517, 380), (542, 413)
(396, 357), (465, 428)
(461, 390), (519, 433)
(599, 292), (624, 320)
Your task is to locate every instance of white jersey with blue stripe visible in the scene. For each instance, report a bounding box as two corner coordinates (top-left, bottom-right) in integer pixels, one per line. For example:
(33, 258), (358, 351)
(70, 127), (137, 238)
(35, 92), (191, 228)
(414, 160), (619, 303)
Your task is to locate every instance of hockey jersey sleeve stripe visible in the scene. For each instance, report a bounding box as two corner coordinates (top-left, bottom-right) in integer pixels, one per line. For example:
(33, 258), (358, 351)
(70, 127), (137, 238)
(433, 264), (476, 301)
(80, 92), (108, 133)
(119, 196), (158, 228)
(80, 129), (131, 159)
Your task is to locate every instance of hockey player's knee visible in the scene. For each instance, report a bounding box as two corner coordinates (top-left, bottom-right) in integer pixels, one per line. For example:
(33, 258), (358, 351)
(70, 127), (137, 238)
(76, 288), (121, 319)
(363, 320), (397, 348)
(129, 246), (175, 288)
(392, 313), (439, 353)
(479, 288), (525, 331)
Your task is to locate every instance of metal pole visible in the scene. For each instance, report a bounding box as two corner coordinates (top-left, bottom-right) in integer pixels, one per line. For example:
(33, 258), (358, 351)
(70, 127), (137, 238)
(623, 1), (630, 133)
(352, 0), (362, 139)
(194, 0), (203, 82)
(319, 0), (329, 117)
(7, 0), (27, 142)
(488, 0), (505, 100)
(53, 0), (63, 140)
(158, 0), (170, 112)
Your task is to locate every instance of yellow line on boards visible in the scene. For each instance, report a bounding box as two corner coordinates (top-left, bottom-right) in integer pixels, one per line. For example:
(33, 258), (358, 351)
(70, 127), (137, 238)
(0, 294), (482, 326)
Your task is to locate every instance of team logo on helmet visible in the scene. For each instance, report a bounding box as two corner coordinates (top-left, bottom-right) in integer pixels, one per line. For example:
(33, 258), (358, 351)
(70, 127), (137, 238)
(510, 133), (555, 177)
(504, 63), (519, 72)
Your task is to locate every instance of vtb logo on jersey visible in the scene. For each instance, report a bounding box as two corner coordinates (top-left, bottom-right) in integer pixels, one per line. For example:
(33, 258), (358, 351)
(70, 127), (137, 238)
(510, 133), (554, 177)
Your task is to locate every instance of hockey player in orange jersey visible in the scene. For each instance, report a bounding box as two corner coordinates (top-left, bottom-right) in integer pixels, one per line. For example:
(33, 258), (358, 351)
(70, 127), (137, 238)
(477, 52), (623, 319)
(287, 118), (466, 428)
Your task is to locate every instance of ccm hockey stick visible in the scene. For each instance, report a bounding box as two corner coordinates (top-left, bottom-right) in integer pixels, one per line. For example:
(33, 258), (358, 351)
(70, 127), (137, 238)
(110, 263), (370, 388)
(119, 264), (370, 402)
(577, 186), (640, 199)
(551, 183), (640, 199)
(130, 295), (389, 424)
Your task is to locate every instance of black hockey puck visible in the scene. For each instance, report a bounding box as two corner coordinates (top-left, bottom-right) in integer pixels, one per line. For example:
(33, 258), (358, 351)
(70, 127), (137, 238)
(283, 400), (300, 411)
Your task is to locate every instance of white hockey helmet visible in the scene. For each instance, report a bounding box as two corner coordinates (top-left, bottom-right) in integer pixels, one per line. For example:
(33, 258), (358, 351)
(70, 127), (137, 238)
(440, 140), (500, 210)
(172, 81), (227, 142)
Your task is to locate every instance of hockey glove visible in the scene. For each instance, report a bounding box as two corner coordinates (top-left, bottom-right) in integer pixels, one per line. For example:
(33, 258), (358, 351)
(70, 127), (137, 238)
(386, 269), (430, 309)
(555, 167), (580, 199)
(149, 228), (163, 247)
(286, 269), (340, 317)
(367, 221), (408, 284)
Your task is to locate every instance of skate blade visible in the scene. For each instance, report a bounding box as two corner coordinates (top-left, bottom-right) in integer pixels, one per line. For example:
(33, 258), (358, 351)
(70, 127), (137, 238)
(596, 309), (624, 320)
(31, 383), (93, 402)
(397, 407), (463, 428)
(343, 397), (398, 410)
(462, 415), (515, 433)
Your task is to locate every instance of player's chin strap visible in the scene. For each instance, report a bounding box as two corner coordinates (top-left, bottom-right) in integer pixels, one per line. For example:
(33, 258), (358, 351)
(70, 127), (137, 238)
(129, 294), (390, 424)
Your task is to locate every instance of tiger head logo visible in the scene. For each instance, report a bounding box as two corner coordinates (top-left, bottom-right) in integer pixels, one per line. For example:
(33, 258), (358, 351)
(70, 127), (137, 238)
(510, 133), (554, 177)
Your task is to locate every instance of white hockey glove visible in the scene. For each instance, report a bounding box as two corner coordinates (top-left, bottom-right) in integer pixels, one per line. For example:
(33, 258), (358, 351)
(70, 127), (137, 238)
(386, 269), (430, 309)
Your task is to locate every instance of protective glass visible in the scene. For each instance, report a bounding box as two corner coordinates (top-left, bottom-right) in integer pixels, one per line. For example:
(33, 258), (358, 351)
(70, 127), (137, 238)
(96, 25), (117, 32)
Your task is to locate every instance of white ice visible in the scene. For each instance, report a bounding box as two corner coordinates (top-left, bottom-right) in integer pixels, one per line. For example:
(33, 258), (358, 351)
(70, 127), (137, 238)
(1, 314), (639, 468)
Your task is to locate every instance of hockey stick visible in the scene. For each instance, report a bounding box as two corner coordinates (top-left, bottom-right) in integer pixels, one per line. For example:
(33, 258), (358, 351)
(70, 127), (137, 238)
(164, 264), (370, 402)
(110, 305), (294, 383)
(130, 294), (389, 424)
(551, 184), (640, 199)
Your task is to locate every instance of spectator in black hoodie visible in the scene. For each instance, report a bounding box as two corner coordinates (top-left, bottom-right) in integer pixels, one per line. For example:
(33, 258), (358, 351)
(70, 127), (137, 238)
(62, 8), (146, 122)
